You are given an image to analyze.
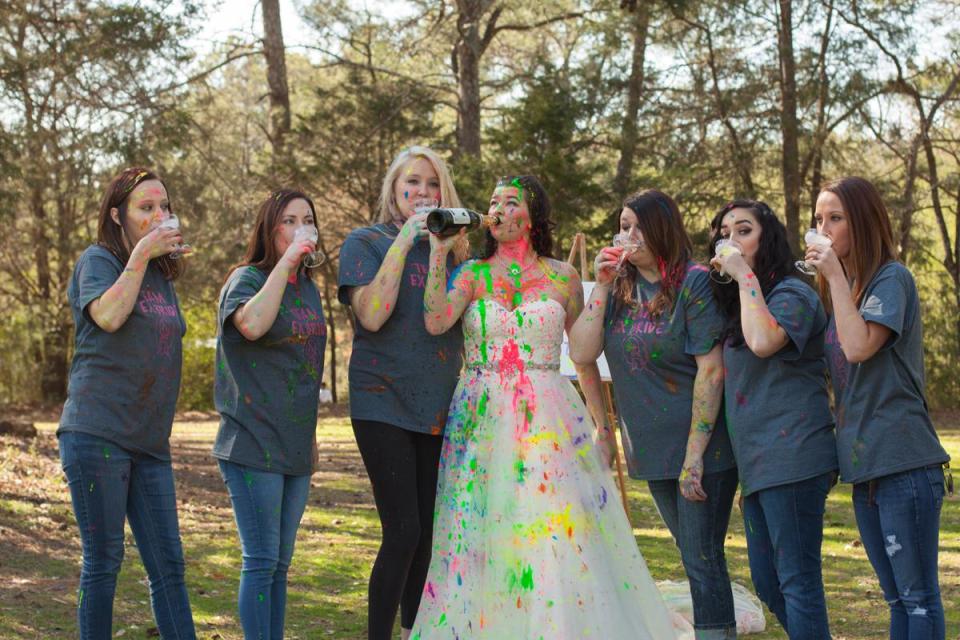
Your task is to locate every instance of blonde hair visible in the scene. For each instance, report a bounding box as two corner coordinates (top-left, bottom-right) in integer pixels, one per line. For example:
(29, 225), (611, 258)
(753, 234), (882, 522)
(377, 146), (469, 263)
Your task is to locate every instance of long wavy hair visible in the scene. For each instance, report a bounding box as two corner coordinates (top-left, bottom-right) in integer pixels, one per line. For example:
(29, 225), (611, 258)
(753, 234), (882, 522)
(816, 176), (898, 313)
(96, 167), (182, 280)
(377, 145), (468, 263)
(613, 189), (690, 318)
(227, 188), (319, 279)
(709, 199), (795, 346)
(479, 175), (555, 259)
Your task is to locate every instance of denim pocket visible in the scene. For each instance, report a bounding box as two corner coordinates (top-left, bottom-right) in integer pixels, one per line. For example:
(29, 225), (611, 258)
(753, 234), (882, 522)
(925, 465), (946, 508)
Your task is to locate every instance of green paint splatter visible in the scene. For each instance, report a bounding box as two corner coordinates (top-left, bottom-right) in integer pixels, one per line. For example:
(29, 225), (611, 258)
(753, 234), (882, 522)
(471, 262), (494, 294)
(520, 564), (534, 590)
(477, 390), (489, 417)
(514, 457), (526, 483)
(511, 177), (524, 201)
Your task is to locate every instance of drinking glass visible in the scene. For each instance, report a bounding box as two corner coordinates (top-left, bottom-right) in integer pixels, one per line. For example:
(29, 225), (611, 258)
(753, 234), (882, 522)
(795, 229), (832, 275)
(158, 214), (190, 259)
(710, 238), (741, 284)
(294, 225), (326, 268)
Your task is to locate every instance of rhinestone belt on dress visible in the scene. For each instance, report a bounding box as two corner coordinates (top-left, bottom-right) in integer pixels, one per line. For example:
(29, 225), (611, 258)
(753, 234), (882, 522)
(465, 361), (560, 371)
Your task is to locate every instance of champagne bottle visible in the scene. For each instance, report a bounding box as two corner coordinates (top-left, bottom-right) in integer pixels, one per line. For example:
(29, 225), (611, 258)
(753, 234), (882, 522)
(425, 208), (500, 237)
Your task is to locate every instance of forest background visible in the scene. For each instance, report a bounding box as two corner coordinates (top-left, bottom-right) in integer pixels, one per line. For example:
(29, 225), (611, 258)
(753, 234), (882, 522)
(2, 0), (960, 411)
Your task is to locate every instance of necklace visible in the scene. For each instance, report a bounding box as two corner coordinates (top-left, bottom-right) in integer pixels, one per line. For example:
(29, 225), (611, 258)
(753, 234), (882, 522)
(496, 253), (540, 278)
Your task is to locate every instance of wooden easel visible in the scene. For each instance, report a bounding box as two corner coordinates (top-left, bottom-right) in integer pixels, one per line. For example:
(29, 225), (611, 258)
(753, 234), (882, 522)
(566, 233), (632, 525)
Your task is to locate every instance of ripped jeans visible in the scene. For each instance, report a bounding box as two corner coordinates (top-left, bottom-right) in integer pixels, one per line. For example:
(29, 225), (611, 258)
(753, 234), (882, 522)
(853, 465), (946, 640)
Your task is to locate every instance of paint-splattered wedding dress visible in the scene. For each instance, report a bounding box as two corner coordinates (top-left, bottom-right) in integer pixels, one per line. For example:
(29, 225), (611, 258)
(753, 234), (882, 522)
(412, 297), (684, 639)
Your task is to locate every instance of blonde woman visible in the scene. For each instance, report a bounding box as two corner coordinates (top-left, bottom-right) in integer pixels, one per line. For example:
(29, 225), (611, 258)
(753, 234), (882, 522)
(337, 146), (466, 640)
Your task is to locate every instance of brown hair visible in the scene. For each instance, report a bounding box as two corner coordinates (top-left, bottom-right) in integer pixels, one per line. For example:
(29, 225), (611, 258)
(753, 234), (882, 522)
(228, 188), (319, 278)
(97, 167), (181, 280)
(817, 176), (898, 311)
(614, 189), (692, 317)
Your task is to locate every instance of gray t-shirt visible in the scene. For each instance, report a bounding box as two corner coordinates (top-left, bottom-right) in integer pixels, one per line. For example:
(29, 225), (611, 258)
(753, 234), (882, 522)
(722, 277), (837, 496)
(58, 245), (186, 460)
(603, 263), (736, 480)
(824, 261), (949, 483)
(213, 266), (326, 475)
(337, 224), (463, 434)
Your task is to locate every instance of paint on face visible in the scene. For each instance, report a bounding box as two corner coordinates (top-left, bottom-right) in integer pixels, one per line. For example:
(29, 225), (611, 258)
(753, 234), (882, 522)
(273, 198), (316, 257)
(121, 179), (170, 245)
(394, 156), (441, 219)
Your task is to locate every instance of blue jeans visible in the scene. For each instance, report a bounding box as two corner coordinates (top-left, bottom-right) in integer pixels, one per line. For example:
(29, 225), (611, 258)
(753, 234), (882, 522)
(59, 431), (196, 640)
(218, 460), (311, 640)
(742, 473), (833, 639)
(853, 465), (946, 640)
(648, 468), (739, 639)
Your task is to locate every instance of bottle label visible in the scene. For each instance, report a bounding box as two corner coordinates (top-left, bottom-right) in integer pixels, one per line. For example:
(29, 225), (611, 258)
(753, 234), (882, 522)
(447, 208), (472, 225)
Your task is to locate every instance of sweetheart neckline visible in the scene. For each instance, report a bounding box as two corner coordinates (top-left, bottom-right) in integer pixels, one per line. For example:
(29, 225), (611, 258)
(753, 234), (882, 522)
(466, 297), (566, 315)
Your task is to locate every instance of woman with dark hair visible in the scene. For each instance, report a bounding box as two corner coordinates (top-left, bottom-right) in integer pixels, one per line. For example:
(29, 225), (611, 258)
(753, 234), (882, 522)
(412, 176), (686, 638)
(58, 167), (196, 639)
(569, 189), (738, 639)
(213, 188), (327, 639)
(710, 200), (837, 639)
(806, 176), (949, 639)
(337, 146), (466, 640)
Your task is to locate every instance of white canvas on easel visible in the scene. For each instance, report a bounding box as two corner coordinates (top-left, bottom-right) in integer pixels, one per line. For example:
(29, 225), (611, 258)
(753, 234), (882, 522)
(560, 281), (611, 381)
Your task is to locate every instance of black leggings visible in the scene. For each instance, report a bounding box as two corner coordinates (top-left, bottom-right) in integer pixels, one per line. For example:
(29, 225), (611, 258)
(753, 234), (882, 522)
(352, 419), (443, 638)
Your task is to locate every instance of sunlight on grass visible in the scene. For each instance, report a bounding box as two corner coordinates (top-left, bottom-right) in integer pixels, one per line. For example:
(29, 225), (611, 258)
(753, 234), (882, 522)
(1, 417), (957, 639)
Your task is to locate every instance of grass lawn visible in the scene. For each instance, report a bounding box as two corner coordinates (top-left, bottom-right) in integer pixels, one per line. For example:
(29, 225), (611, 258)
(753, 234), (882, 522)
(1, 407), (957, 639)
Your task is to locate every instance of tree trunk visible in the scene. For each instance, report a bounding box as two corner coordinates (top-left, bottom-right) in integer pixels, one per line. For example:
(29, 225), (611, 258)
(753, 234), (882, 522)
(807, 1), (833, 222)
(322, 274), (339, 404)
(455, 15), (483, 158)
(777, 0), (802, 255)
(261, 0), (291, 161)
(897, 135), (922, 261)
(612, 3), (651, 200)
(41, 316), (69, 402)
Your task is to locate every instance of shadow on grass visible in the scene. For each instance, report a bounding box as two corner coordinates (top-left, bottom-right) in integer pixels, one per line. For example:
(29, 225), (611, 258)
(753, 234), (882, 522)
(2, 422), (959, 639)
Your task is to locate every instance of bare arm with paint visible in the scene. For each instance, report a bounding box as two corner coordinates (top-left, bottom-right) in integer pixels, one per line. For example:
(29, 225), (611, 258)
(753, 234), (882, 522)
(568, 247), (619, 363)
(88, 226), (181, 333)
(231, 237), (314, 341)
(423, 230), (474, 335)
(350, 214), (428, 332)
(808, 245), (891, 363)
(716, 254), (789, 358)
(561, 264), (615, 467)
(679, 344), (724, 502)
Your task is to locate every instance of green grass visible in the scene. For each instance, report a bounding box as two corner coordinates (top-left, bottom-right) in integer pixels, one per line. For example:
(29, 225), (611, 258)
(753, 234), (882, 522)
(0, 411), (957, 639)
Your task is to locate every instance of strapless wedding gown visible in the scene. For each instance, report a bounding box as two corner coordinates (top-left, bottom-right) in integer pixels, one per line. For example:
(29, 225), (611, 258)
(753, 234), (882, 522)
(411, 297), (686, 639)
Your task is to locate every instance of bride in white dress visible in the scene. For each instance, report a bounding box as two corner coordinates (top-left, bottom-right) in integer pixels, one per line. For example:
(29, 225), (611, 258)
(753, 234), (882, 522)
(410, 175), (689, 640)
